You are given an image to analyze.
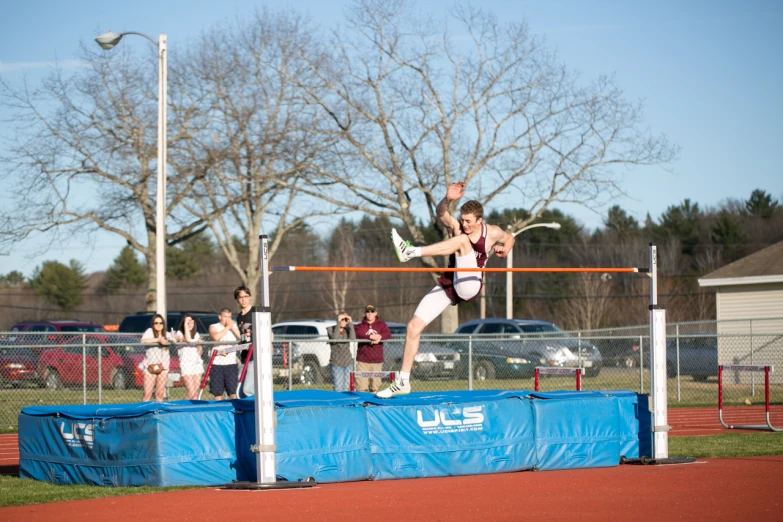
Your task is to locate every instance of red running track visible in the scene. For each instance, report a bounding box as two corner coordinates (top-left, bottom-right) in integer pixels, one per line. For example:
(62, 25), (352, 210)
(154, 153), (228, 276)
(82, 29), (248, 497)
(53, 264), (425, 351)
(1, 456), (782, 521)
(669, 406), (783, 436)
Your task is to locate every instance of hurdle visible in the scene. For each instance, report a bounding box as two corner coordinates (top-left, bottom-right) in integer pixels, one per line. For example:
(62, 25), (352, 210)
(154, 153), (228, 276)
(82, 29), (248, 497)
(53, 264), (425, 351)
(197, 342), (251, 400)
(534, 367), (584, 392)
(718, 364), (781, 432)
(349, 371), (395, 392)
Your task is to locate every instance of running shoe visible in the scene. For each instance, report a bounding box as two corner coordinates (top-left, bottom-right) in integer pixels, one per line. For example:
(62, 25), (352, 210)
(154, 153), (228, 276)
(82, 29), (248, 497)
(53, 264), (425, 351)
(391, 228), (415, 263)
(375, 378), (411, 398)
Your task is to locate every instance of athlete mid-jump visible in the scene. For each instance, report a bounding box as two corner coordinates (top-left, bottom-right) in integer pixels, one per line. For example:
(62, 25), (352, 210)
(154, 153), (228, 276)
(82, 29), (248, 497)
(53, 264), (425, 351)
(376, 181), (515, 398)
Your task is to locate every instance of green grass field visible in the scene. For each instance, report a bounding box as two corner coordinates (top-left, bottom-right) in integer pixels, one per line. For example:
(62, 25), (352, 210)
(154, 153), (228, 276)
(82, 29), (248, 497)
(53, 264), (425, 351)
(1, 433), (781, 508)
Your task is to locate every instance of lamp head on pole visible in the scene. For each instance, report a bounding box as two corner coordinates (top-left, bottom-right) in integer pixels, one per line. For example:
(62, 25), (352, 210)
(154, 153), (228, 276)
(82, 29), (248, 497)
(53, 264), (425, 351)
(95, 31), (123, 50)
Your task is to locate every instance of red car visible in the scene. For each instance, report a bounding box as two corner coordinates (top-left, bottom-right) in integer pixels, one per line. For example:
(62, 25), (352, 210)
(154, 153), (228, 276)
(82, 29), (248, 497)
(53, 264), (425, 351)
(8, 321), (107, 362)
(0, 346), (40, 387)
(37, 334), (182, 390)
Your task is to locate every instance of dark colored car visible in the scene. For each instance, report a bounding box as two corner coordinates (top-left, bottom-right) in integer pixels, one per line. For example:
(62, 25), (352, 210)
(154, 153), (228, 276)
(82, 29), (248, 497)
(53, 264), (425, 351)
(591, 333), (642, 368)
(382, 322), (460, 380)
(454, 318), (602, 379)
(37, 334), (182, 390)
(119, 312), (218, 336)
(663, 335), (717, 381)
(8, 321), (107, 361)
(0, 346), (40, 387)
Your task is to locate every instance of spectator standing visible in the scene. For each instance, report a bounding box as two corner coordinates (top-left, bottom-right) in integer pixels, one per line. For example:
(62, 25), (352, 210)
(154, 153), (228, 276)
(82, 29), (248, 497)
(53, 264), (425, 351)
(234, 285), (259, 398)
(208, 308), (241, 400)
(353, 305), (391, 393)
(140, 314), (172, 402)
(326, 312), (356, 392)
(174, 313), (203, 400)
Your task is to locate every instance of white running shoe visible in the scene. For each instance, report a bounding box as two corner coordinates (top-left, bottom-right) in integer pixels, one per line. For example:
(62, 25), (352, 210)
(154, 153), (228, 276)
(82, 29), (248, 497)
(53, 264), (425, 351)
(391, 228), (415, 263)
(375, 379), (411, 399)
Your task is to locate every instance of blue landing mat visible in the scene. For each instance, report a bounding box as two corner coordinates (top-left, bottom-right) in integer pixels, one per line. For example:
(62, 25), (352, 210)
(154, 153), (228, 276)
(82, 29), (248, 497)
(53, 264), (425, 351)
(18, 390), (651, 486)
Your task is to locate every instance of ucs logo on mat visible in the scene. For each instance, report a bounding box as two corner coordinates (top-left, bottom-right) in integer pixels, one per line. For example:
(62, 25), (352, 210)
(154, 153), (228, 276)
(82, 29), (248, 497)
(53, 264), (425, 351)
(59, 421), (95, 449)
(416, 405), (485, 435)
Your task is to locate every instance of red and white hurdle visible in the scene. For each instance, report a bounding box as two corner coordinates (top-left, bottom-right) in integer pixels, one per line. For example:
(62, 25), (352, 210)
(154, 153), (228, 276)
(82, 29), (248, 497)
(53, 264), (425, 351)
(534, 367), (584, 392)
(349, 371), (395, 392)
(718, 364), (781, 432)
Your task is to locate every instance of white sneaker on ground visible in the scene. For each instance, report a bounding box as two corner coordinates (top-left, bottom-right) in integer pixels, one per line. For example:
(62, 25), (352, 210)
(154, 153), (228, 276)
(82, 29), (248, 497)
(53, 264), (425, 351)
(375, 379), (411, 399)
(391, 228), (415, 263)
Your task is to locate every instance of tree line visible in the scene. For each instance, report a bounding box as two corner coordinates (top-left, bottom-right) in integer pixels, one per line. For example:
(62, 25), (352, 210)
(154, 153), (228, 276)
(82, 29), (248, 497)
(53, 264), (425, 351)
(1, 188), (779, 331)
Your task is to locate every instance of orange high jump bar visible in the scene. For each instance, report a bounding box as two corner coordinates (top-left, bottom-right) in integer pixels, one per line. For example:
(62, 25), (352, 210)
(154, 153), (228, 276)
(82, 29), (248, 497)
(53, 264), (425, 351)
(271, 266), (647, 273)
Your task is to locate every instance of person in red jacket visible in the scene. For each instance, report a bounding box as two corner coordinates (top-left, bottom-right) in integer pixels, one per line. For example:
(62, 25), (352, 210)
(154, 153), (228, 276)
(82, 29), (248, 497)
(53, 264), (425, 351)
(353, 305), (392, 393)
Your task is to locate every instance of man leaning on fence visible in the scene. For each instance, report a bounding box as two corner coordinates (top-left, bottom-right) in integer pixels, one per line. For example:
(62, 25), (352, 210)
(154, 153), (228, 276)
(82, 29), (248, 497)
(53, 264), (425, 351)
(208, 308), (241, 400)
(353, 305), (391, 393)
(327, 312), (356, 392)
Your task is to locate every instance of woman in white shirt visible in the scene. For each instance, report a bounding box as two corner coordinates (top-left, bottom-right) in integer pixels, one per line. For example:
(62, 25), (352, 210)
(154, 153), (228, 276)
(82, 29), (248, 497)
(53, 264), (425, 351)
(174, 313), (203, 400)
(140, 314), (172, 402)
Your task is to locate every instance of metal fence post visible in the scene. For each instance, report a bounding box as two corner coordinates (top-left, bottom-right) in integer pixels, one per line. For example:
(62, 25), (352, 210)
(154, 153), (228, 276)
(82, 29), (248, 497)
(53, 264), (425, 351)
(676, 324), (681, 402)
(287, 343), (292, 391)
(82, 333), (87, 405)
(97, 343), (102, 405)
(639, 335), (644, 394)
(750, 319), (755, 396)
(577, 331), (582, 369)
(468, 335), (473, 391)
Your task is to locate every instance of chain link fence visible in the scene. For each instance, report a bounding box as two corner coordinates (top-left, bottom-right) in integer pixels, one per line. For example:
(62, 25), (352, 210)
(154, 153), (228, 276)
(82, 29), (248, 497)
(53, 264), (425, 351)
(1, 318), (781, 431)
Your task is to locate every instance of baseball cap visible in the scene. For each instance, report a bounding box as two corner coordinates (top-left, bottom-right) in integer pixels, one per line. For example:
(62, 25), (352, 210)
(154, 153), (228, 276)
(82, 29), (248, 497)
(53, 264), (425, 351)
(365, 305), (377, 312)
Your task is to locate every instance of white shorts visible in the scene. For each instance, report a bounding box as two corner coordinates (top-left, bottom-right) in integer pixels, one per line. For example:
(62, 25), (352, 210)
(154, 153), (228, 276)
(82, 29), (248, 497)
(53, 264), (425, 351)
(413, 252), (482, 326)
(177, 346), (204, 376)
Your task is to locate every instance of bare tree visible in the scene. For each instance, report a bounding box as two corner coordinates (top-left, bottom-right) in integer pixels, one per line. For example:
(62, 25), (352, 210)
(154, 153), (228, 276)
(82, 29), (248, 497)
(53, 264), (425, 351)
(171, 11), (342, 302)
(0, 45), (219, 310)
(288, 0), (677, 331)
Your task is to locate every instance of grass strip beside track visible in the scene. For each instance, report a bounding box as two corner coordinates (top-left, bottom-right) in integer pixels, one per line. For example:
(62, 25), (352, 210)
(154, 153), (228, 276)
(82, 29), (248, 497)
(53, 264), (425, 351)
(0, 477), (196, 508)
(668, 432), (783, 458)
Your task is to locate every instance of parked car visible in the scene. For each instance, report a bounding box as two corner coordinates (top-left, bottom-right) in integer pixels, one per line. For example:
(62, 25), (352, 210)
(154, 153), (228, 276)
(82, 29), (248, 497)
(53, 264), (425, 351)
(454, 318), (602, 378)
(0, 346), (40, 387)
(382, 322), (460, 380)
(37, 334), (183, 390)
(591, 333), (642, 368)
(648, 335), (717, 381)
(272, 320), (336, 385)
(119, 312), (218, 336)
(8, 321), (107, 362)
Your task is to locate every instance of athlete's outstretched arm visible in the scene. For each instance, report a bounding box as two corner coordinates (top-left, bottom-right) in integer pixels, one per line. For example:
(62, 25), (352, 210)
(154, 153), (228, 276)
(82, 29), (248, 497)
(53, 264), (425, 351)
(436, 181), (465, 234)
(486, 225), (515, 259)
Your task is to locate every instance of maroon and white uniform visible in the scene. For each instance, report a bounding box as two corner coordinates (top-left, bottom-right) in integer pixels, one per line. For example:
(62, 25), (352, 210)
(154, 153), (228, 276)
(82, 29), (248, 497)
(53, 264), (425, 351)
(414, 223), (488, 325)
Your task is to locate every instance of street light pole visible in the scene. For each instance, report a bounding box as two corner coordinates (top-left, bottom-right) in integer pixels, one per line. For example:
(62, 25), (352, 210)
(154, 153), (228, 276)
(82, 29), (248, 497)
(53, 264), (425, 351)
(96, 31), (167, 319)
(505, 222), (561, 319)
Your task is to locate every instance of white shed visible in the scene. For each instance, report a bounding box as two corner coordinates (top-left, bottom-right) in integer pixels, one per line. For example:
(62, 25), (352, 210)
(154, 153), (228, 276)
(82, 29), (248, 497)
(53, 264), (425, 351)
(698, 241), (783, 384)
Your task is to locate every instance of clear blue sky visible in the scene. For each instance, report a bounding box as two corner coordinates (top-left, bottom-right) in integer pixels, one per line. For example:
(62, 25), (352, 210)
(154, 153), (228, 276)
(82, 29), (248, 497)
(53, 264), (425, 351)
(1, 0), (781, 276)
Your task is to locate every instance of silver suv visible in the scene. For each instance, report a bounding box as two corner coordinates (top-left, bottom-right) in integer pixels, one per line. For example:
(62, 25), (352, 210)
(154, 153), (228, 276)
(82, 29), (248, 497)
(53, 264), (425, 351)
(455, 318), (602, 377)
(272, 320), (342, 386)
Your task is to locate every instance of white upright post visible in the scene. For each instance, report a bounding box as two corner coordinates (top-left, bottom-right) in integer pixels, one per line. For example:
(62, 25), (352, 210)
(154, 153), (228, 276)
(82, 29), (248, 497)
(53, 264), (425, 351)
(649, 243), (669, 459)
(155, 34), (167, 319)
(251, 235), (276, 484)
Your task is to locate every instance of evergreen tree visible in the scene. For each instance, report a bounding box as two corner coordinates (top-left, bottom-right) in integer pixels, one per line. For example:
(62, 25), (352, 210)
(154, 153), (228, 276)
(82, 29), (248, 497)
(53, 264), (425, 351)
(656, 199), (702, 256)
(29, 260), (88, 311)
(166, 232), (216, 280)
(604, 205), (639, 236)
(744, 189), (779, 218)
(0, 270), (25, 287)
(711, 210), (749, 263)
(103, 246), (146, 291)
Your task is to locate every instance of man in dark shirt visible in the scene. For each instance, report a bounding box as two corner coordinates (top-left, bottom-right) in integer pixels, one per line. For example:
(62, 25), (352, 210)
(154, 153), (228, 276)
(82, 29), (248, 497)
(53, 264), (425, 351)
(234, 285), (257, 397)
(353, 305), (391, 393)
